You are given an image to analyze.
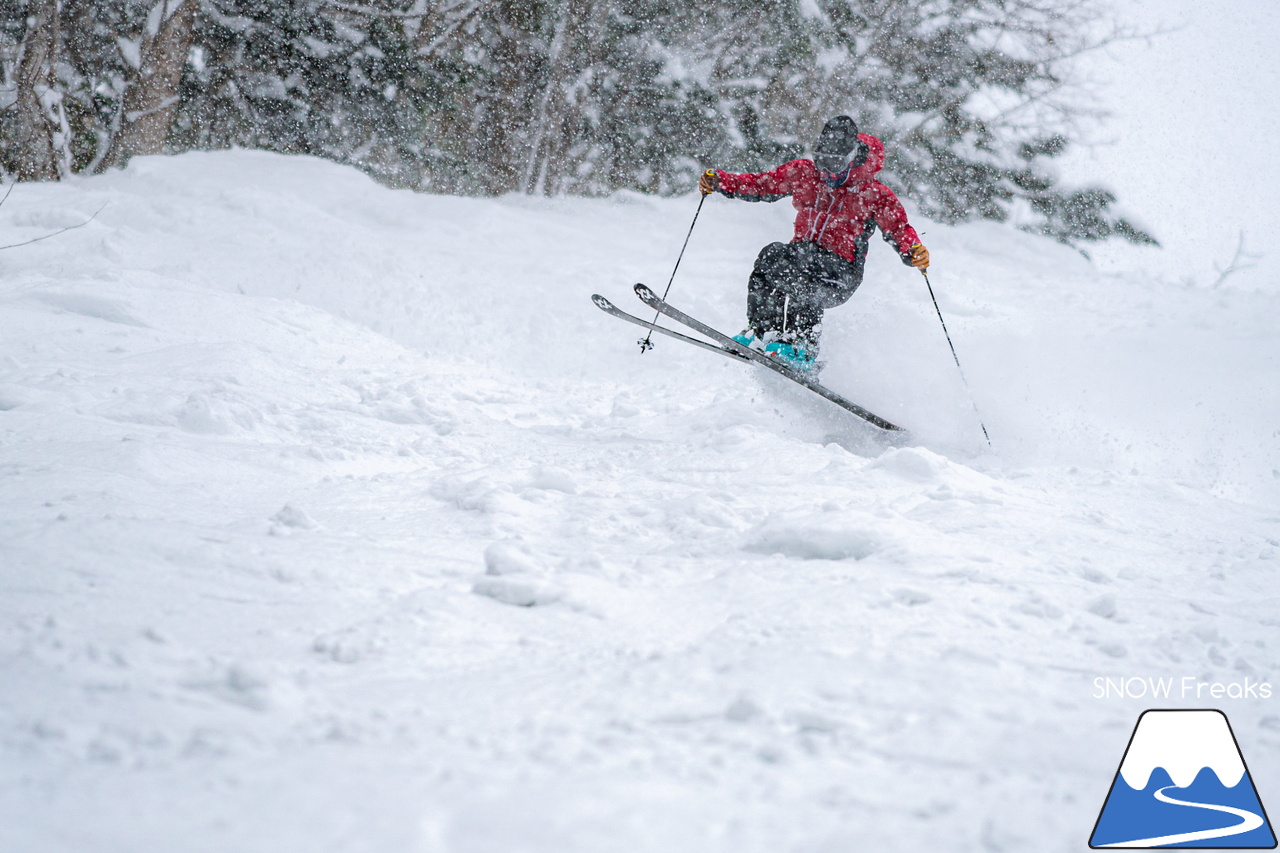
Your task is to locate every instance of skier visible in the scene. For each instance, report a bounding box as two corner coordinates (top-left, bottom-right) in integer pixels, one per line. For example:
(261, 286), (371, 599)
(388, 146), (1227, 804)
(699, 115), (930, 371)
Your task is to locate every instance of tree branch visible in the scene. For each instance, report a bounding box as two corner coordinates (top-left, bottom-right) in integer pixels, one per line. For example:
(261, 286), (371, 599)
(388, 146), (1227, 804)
(0, 203), (107, 251)
(1212, 230), (1261, 289)
(321, 0), (430, 19)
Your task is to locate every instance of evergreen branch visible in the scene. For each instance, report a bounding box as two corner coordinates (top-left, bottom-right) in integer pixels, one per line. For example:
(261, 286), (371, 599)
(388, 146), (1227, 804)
(897, 87), (976, 144)
(839, 0), (913, 82)
(977, 78), (1071, 130)
(414, 0), (487, 58)
(321, 0), (430, 19)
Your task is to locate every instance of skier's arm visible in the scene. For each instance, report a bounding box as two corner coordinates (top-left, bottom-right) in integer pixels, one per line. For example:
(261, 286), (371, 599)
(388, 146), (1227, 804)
(706, 161), (802, 203)
(869, 184), (926, 267)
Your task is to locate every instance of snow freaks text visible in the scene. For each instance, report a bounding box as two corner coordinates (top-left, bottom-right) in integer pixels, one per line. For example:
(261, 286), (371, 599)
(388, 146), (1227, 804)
(1093, 677), (1274, 701)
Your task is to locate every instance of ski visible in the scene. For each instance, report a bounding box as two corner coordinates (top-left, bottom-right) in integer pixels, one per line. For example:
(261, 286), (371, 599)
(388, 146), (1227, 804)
(631, 283), (905, 432)
(591, 294), (751, 364)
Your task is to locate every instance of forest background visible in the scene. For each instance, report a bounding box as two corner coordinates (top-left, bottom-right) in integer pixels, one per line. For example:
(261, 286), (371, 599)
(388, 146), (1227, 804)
(1, 0), (1156, 249)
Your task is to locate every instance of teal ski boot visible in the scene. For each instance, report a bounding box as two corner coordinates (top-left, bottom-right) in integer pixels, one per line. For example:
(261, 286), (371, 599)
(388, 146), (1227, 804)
(764, 341), (818, 372)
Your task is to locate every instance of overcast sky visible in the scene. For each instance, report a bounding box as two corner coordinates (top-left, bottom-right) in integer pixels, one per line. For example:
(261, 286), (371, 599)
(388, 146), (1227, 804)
(1058, 0), (1279, 291)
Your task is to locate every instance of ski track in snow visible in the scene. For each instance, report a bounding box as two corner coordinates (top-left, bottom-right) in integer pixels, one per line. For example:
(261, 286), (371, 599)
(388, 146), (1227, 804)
(0, 151), (1278, 852)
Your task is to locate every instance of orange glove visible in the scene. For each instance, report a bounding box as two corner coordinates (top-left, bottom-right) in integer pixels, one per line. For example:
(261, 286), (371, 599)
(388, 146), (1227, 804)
(699, 169), (719, 195)
(909, 243), (929, 269)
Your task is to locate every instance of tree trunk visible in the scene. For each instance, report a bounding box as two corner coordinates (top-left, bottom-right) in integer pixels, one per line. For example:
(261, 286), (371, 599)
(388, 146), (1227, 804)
(103, 0), (197, 169)
(8, 0), (63, 181)
(524, 0), (598, 196)
(469, 0), (543, 195)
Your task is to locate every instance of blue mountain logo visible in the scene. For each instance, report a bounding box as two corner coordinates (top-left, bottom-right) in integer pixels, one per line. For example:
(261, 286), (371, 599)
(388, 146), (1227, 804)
(1091, 709), (1276, 848)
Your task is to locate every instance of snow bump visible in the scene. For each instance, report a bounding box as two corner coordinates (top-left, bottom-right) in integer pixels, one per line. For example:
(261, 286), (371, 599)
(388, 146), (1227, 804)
(744, 513), (885, 561)
(473, 540), (563, 607)
(867, 446), (952, 481)
(30, 291), (149, 328)
(270, 504), (318, 533)
(482, 540), (543, 576)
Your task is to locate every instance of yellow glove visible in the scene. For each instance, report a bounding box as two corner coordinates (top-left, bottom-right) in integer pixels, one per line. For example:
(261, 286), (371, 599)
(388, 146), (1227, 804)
(909, 243), (929, 270)
(699, 169), (719, 195)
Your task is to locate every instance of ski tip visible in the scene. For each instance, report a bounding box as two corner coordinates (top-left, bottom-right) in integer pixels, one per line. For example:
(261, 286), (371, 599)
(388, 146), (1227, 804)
(633, 283), (656, 300)
(591, 294), (613, 310)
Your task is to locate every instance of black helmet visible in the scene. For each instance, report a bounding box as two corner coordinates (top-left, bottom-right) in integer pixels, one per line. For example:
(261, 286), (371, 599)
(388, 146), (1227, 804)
(814, 115), (868, 174)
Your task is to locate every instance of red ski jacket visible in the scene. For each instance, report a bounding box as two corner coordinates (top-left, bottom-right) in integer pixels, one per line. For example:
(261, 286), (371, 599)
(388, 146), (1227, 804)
(713, 134), (920, 266)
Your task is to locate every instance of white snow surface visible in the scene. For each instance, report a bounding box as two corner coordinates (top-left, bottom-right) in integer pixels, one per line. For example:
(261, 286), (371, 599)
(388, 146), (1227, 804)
(1, 150), (1278, 852)
(1118, 710), (1245, 790)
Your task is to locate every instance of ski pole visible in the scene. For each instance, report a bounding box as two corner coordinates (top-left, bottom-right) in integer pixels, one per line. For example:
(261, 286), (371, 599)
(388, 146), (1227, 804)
(640, 180), (710, 353)
(921, 269), (991, 446)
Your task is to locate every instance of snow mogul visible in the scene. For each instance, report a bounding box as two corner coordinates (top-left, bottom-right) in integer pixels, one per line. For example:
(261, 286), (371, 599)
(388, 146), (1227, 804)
(699, 115), (930, 372)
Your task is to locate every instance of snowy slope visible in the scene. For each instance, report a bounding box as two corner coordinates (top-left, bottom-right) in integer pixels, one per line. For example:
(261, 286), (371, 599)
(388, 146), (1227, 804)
(1, 151), (1278, 853)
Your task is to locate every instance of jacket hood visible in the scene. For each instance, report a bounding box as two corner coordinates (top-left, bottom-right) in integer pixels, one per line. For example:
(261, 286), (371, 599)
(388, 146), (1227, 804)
(844, 133), (884, 185)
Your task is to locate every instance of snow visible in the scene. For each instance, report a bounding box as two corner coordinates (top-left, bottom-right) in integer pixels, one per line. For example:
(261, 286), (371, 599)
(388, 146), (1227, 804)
(1059, 0), (1280, 292)
(1, 150), (1278, 852)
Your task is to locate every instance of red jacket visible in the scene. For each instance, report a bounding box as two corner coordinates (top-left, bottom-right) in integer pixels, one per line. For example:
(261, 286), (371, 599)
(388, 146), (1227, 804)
(714, 134), (920, 266)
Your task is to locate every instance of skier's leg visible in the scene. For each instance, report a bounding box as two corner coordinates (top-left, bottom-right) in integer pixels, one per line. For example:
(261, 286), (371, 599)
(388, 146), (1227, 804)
(778, 242), (864, 358)
(746, 242), (805, 341)
(781, 299), (825, 354)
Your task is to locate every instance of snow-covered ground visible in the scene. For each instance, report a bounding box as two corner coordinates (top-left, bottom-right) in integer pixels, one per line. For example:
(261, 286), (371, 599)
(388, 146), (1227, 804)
(2, 151), (1278, 852)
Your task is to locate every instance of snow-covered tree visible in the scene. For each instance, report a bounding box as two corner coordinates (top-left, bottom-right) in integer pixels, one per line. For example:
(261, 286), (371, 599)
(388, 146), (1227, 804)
(0, 0), (1155, 245)
(683, 0), (1156, 244)
(167, 0), (436, 188)
(103, 0), (198, 167)
(2, 0), (71, 180)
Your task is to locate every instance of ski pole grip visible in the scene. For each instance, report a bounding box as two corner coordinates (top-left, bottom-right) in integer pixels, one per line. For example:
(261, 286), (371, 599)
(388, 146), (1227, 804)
(700, 169), (717, 196)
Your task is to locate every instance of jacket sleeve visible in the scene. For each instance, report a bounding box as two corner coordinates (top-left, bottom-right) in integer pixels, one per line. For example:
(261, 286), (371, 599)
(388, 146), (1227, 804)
(715, 160), (803, 203)
(868, 183), (921, 263)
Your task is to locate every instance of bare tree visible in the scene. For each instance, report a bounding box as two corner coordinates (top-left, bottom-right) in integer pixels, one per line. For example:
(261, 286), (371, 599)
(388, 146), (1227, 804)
(1212, 231), (1261, 289)
(102, 0), (197, 168)
(6, 0), (68, 181)
(521, 0), (601, 196)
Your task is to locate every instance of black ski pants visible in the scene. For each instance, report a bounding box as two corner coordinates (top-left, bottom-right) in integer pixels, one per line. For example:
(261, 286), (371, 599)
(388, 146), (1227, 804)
(747, 241), (863, 348)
